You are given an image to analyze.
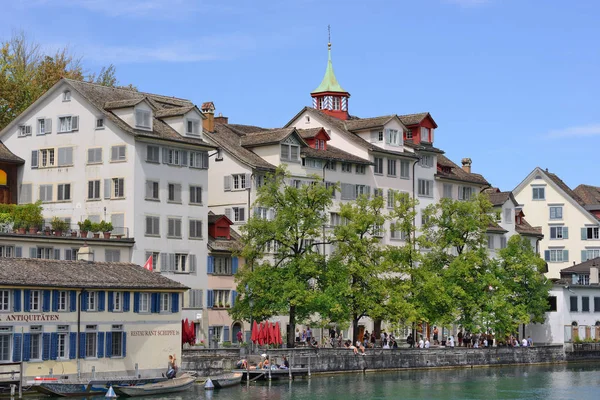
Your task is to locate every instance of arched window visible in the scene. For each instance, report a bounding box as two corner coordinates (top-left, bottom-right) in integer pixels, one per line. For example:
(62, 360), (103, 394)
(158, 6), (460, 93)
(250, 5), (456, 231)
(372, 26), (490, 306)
(0, 169), (7, 186)
(63, 90), (71, 101)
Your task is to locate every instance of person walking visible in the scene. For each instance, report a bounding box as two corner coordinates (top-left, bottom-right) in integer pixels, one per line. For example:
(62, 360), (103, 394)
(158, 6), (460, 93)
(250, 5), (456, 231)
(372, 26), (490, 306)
(448, 335), (455, 348)
(458, 330), (463, 347)
(237, 329), (244, 344)
(433, 326), (439, 345)
(407, 333), (414, 348)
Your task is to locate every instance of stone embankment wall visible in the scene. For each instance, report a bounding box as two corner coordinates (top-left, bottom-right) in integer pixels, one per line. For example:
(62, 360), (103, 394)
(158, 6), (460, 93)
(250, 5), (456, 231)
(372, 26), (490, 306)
(182, 346), (566, 376)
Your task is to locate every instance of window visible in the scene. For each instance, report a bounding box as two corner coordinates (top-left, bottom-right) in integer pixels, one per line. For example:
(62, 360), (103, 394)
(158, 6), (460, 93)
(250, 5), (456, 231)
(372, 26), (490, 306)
(39, 184), (53, 202)
(421, 127), (430, 142)
(87, 148), (103, 164)
(135, 109), (151, 129)
(214, 290), (231, 307)
(532, 187), (545, 200)
(40, 148), (55, 167)
(37, 118), (47, 135)
(503, 208), (512, 223)
(325, 181), (336, 198)
(304, 158), (323, 169)
(547, 296), (557, 312)
(584, 249), (600, 262)
(112, 178), (125, 198)
(232, 174), (248, 190)
(186, 119), (200, 135)
(280, 143), (300, 161)
(63, 90), (71, 101)
(30, 326), (42, 360)
(406, 129), (413, 140)
(387, 159), (397, 177)
(168, 183), (182, 203)
(374, 157), (383, 174)
(160, 293), (171, 312)
(85, 326), (97, 358)
(57, 326), (69, 359)
(65, 248), (79, 260)
(550, 206), (563, 220)
(29, 290), (41, 311)
(167, 218), (182, 238)
(232, 207), (245, 222)
(330, 213), (343, 227)
(165, 149), (187, 166)
(377, 131), (384, 142)
(214, 257), (232, 275)
(356, 165), (366, 174)
(189, 186), (202, 204)
(145, 251), (160, 270)
(145, 180), (159, 201)
(189, 219), (203, 239)
(325, 161), (336, 171)
(550, 226), (567, 240)
(585, 227), (600, 240)
(145, 216), (160, 236)
(0, 290), (10, 311)
(458, 186), (473, 201)
(105, 249), (120, 262)
(341, 163), (352, 173)
(35, 247), (54, 259)
(418, 179), (433, 197)
(419, 155), (433, 168)
(0, 246), (15, 258)
(112, 327), (123, 357)
(570, 296), (578, 312)
(87, 292), (97, 311)
(487, 235), (495, 249)
(545, 249), (567, 262)
(189, 151), (208, 169)
(139, 293), (150, 313)
(356, 185), (369, 197)
(387, 190), (396, 209)
(57, 184), (71, 201)
(390, 223), (402, 240)
(146, 145), (160, 163)
(305, 116), (310, 124)
(58, 291), (68, 312)
(113, 292), (122, 312)
(110, 145), (126, 162)
(386, 129), (401, 146)
(594, 297), (600, 312)
(96, 118), (104, 129)
(0, 327), (11, 362)
(19, 125), (32, 137)
(500, 236), (507, 249)
(188, 289), (203, 308)
(332, 96), (340, 110)
(400, 160), (410, 179)
(582, 296), (590, 312)
(175, 254), (188, 272)
(443, 183), (453, 199)
(58, 116), (78, 132)
(88, 180), (101, 200)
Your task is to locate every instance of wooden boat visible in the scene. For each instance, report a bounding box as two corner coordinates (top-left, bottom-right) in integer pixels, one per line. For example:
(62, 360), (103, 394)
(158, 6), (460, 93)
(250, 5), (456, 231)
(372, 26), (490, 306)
(114, 374), (195, 397)
(208, 372), (243, 389)
(33, 377), (166, 397)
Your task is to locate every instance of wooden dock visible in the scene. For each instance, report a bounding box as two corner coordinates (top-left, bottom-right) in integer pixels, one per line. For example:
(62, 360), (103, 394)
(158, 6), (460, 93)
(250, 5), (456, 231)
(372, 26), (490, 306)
(235, 368), (310, 381)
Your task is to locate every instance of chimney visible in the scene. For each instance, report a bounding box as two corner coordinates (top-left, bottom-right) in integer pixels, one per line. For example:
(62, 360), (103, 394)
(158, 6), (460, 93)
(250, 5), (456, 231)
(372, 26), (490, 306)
(77, 243), (94, 262)
(461, 158), (472, 173)
(591, 266), (599, 285)
(201, 102), (215, 132)
(214, 112), (229, 125)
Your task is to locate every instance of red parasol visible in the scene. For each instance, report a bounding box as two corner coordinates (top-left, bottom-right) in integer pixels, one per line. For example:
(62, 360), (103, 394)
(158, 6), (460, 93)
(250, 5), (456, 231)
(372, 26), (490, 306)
(251, 320), (259, 344)
(275, 322), (282, 345)
(259, 322), (266, 346)
(270, 322), (277, 346)
(188, 320), (196, 344)
(265, 321), (271, 345)
(182, 319), (188, 345)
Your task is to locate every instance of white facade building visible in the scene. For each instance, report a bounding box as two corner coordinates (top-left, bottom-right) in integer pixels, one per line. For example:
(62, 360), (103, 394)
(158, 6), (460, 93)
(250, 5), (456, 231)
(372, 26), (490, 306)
(0, 79), (215, 330)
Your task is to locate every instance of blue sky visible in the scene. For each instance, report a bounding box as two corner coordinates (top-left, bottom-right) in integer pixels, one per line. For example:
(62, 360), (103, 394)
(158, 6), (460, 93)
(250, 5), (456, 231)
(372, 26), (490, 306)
(3, 0), (599, 191)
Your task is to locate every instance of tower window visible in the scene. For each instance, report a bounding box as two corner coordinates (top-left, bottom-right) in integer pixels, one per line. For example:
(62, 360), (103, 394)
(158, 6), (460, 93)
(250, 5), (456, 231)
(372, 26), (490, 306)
(333, 97), (340, 110)
(319, 97), (325, 109)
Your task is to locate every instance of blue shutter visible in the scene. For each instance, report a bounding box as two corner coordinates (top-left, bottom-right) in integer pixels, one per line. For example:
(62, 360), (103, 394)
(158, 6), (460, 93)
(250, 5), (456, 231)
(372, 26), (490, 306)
(582, 250), (588, 262)
(108, 292), (114, 312)
(50, 333), (58, 360)
(106, 332), (112, 358)
(13, 289), (21, 312)
(23, 290), (31, 312)
(42, 290), (51, 312)
(42, 333), (50, 360)
(122, 332), (127, 358)
(69, 332), (77, 359)
(79, 333), (86, 359)
(231, 290), (237, 307)
(97, 332), (105, 358)
(13, 334), (22, 362)
(81, 292), (88, 312)
(207, 290), (214, 308)
(563, 227), (569, 239)
(70, 291), (77, 312)
(207, 256), (214, 274)
(52, 290), (59, 312)
(544, 250), (550, 261)
(582, 228), (588, 240)
(22, 334), (31, 361)
(171, 293), (179, 313)
(133, 292), (140, 313)
(563, 250), (569, 262)
(151, 293), (159, 313)
(224, 326), (230, 342)
(98, 291), (105, 312)
(123, 292), (130, 312)
(232, 257), (239, 274)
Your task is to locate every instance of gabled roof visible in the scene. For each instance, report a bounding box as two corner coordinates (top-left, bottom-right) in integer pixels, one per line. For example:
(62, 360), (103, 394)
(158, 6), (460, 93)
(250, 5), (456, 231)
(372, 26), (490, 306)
(545, 170), (586, 206)
(240, 128), (307, 147)
(0, 141), (24, 164)
(297, 127), (330, 140)
(208, 124), (276, 171)
(104, 98), (147, 109)
(487, 222), (508, 233)
(560, 257), (600, 275)
(208, 213), (233, 225)
(344, 115), (398, 132)
(0, 258), (188, 290)
(484, 188), (518, 207)
(515, 219), (543, 237)
(301, 145), (371, 164)
(154, 105), (202, 119)
(435, 154), (489, 186)
(398, 112), (438, 128)
(574, 184), (600, 208)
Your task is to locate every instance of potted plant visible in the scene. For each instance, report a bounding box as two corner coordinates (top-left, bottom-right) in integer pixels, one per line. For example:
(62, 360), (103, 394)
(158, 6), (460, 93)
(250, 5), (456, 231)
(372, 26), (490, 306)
(90, 222), (102, 238)
(78, 219), (92, 238)
(27, 204), (44, 234)
(218, 302), (224, 308)
(13, 220), (26, 235)
(100, 220), (113, 239)
(225, 302), (231, 308)
(51, 217), (69, 237)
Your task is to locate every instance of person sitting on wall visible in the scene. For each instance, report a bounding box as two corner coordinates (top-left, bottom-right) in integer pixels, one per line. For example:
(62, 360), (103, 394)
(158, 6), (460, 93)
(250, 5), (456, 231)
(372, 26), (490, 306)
(280, 356), (290, 369)
(166, 354), (177, 379)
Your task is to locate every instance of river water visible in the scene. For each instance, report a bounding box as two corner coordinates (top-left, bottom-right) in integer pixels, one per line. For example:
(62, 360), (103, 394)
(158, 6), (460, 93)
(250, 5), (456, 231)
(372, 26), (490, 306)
(80, 362), (600, 400)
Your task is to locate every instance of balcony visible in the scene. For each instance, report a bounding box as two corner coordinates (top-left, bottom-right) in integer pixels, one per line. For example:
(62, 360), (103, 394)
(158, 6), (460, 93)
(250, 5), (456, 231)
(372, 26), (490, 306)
(1, 223), (132, 241)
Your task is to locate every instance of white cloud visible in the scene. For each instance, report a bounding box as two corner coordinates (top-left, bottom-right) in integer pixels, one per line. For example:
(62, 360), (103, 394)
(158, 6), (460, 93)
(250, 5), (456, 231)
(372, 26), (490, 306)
(546, 124), (600, 139)
(444, 0), (492, 8)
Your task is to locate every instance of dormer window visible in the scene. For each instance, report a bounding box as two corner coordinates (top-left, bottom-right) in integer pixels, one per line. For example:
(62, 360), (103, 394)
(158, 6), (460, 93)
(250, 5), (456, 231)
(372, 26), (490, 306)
(186, 119), (200, 135)
(280, 143), (299, 162)
(385, 129), (401, 146)
(406, 129), (413, 140)
(421, 127), (430, 142)
(135, 109), (151, 129)
(63, 90), (71, 102)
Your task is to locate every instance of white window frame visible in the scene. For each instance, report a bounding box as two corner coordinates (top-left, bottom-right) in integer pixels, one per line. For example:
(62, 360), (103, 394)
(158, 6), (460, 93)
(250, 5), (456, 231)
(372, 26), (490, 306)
(139, 293), (150, 313)
(0, 290), (10, 311)
(88, 180), (101, 200)
(58, 116), (73, 133)
(355, 164), (366, 175)
(114, 292), (122, 312)
(400, 160), (410, 179)
(532, 186), (545, 200)
(167, 218), (182, 238)
(232, 207), (245, 222)
(63, 90), (71, 101)
(110, 145), (127, 162)
(84, 326), (97, 358)
(58, 291), (68, 312)
(280, 143), (300, 162)
(175, 253), (188, 272)
(29, 326), (42, 361)
(186, 118), (201, 135)
(550, 206), (563, 220)
(160, 293), (171, 312)
(87, 292), (97, 311)
(40, 148), (56, 168)
(95, 118), (104, 130)
(145, 216), (160, 236)
(421, 127), (430, 142)
(387, 159), (397, 177)
(112, 178), (125, 198)
(418, 179), (433, 197)
(419, 155), (433, 168)
(57, 326), (69, 359)
(586, 227), (600, 240)
(146, 145), (160, 163)
(135, 109), (152, 129)
(214, 257), (232, 275)
(30, 290), (41, 312)
(189, 185), (202, 204)
(57, 183), (71, 201)
(189, 219), (203, 239)
(373, 157), (383, 174)
(232, 174), (247, 190)
(550, 226), (565, 240)
(145, 180), (160, 201)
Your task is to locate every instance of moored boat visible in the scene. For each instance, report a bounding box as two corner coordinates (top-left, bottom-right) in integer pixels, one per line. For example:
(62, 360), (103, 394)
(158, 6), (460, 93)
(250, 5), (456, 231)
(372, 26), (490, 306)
(114, 373), (195, 397)
(208, 372), (243, 389)
(32, 376), (166, 397)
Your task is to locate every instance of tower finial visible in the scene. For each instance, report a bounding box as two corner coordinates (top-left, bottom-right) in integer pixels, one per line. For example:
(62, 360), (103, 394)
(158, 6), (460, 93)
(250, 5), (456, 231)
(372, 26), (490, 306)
(328, 25), (331, 50)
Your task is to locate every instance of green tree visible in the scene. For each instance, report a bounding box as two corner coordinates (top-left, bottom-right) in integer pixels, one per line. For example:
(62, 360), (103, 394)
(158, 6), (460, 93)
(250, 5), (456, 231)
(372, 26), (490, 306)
(229, 166), (334, 347)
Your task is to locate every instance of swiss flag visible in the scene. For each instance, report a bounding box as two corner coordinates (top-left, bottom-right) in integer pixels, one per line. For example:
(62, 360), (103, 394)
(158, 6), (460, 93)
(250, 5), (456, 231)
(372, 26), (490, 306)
(143, 255), (153, 271)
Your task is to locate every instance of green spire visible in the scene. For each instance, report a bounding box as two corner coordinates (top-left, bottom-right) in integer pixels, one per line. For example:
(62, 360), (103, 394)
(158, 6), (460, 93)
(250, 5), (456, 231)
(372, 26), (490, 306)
(311, 43), (347, 94)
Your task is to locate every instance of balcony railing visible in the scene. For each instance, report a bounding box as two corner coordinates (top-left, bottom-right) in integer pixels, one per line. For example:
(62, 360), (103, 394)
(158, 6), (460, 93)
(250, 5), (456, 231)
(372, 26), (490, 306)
(1, 223), (130, 239)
